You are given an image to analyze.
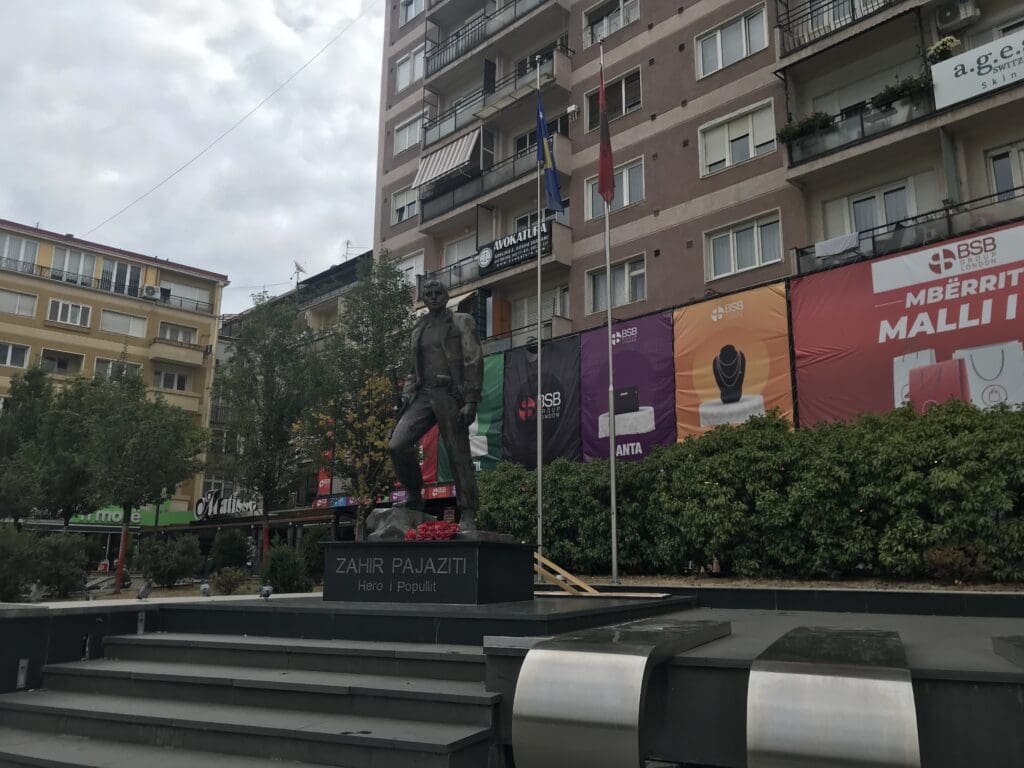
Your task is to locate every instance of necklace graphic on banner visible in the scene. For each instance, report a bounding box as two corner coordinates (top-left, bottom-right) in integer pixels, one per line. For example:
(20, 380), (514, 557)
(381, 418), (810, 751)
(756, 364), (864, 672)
(713, 345), (746, 404)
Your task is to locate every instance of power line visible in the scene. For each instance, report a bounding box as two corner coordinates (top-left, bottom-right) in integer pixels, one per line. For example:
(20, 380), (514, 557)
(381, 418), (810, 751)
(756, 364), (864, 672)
(85, 1), (382, 236)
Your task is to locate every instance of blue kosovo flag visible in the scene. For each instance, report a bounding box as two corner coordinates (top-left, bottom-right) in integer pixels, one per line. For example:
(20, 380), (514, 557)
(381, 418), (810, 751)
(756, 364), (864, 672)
(536, 94), (565, 214)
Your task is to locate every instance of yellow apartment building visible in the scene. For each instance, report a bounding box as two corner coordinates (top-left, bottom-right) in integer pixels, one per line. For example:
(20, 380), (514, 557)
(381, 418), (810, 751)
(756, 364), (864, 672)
(0, 217), (228, 514)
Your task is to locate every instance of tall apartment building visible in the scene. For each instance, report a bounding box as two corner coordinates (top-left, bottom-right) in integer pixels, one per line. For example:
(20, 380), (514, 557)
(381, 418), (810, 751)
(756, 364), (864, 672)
(372, 0), (1024, 348)
(0, 218), (228, 514)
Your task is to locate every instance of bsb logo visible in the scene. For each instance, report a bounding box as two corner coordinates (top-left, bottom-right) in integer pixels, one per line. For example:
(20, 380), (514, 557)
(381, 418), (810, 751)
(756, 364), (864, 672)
(612, 326), (639, 345)
(517, 392), (562, 422)
(711, 300), (744, 322)
(927, 236), (997, 274)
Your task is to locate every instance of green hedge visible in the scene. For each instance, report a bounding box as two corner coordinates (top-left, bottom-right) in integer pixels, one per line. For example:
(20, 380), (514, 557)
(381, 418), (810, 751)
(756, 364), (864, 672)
(479, 402), (1024, 583)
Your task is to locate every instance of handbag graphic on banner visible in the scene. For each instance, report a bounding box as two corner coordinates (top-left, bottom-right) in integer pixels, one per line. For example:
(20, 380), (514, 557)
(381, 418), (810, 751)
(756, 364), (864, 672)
(892, 349), (936, 408)
(953, 341), (1024, 408)
(908, 358), (970, 414)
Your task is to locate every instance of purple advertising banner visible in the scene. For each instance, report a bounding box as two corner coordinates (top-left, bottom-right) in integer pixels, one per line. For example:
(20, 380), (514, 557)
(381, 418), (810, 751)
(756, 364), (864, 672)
(581, 312), (677, 461)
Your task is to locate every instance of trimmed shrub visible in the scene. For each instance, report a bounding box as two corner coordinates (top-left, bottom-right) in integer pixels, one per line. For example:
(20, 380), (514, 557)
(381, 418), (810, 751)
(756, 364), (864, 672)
(138, 535), (203, 588)
(0, 525), (37, 601)
(261, 544), (312, 593)
(34, 532), (91, 597)
(210, 529), (248, 571)
(299, 525), (332, 585)
(210, 566), (247, 595)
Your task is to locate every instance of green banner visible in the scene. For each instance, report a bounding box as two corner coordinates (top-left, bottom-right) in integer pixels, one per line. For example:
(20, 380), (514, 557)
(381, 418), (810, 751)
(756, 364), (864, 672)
(438, 352), (504, 481)
(70, 502), (192, 527)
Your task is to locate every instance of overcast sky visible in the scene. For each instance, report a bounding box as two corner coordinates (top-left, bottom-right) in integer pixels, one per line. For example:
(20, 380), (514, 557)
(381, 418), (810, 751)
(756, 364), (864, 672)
(0, 1), (384, 314)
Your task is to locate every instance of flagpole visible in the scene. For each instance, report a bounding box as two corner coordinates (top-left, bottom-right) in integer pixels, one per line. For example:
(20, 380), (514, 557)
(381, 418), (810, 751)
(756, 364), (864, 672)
(600, 42), (619, 584)
(535, 54), (544, 559)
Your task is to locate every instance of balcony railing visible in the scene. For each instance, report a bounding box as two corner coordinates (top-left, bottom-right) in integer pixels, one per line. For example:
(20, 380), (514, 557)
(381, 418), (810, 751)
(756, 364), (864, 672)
(423, 47), (567, 147)
(210, 404), (233, 424)
(777, 0), (894, 56)
(788, 91), (933, 165)
(0, 258), (215, 314)
(426, 0), (550, 76)
(421, 139), (566, 222)
(481, 316), (572, 354)
(796, 185), (1024, 274)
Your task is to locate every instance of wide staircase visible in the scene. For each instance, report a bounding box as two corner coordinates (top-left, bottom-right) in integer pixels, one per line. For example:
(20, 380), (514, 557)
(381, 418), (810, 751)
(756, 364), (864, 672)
(0, 632), (499, 768)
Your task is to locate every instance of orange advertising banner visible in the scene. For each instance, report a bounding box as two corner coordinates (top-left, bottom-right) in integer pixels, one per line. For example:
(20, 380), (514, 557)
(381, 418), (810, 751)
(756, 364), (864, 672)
(673, 283), (794, 438)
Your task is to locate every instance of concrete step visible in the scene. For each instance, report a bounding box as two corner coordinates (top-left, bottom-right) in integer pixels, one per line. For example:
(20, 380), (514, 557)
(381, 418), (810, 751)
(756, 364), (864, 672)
(43, 658), (498, 727)
(0, 726), (337, 768)
(0, 691), (491, 768)
(104, 633), (486, 682)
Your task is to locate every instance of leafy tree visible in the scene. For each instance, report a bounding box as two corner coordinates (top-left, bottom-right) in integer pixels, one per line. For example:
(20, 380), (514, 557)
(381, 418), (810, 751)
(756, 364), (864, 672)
(0, 367), (54, 525)
(214, 293), (319, 556)
(0, 525), (37, 601)
(34, 532), (91, 597)
(294, 257), (414, 540)
(137, 535), (203, 588)
(261, 543), (312, 593)
(210, 529), (248, 571)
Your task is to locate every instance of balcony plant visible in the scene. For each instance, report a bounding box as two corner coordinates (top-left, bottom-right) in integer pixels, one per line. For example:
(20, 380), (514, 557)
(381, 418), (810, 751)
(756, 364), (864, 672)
(776, 112), (835, 144)
(871, 72), (933, 111)
(926, 35), (962, 65)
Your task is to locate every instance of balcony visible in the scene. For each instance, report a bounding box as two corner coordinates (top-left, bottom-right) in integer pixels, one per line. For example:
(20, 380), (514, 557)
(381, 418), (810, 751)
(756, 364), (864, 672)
(0, 259), (214, 314)
(787, 90), (933, 165)
(149, 337), (205, 366)
(425, 0), (558, 78)
(777, 0), (895, 56)
(423, 46), (571, 147)
(482, 315), (573, 355)
(420, 136), (571, 223)
(210, 403), (232, 424)
(796, 185), (1024, 274)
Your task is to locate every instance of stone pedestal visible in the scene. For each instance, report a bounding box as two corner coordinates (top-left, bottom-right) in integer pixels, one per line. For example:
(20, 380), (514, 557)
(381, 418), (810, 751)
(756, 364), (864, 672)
(322, 540), (535, 604)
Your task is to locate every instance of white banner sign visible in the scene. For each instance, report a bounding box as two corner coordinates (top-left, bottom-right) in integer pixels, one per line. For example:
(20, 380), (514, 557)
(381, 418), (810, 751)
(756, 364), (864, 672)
(932, 29), (1024, 110)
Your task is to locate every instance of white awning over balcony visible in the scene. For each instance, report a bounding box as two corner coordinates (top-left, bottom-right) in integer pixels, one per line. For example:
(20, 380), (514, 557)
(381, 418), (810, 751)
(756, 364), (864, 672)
(411, 129), (480, 188)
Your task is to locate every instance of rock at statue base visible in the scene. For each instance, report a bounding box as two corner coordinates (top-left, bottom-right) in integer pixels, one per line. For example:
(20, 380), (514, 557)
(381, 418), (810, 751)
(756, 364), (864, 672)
(366, 505), (432, 541)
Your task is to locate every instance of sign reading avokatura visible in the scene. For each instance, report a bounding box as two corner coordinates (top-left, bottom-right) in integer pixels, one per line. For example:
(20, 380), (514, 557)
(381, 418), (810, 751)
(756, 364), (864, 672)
(322, 540), (535, 604)
(477, 222), (552, 276)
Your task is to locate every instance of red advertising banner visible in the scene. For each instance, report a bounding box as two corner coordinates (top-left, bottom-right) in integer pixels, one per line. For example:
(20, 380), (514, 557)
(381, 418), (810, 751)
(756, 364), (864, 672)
(791, 221), (1024, 423)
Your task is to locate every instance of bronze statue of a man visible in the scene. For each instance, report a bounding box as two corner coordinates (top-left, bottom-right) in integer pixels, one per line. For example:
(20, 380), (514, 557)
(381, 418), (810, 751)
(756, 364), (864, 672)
(389, 278), (483, 530)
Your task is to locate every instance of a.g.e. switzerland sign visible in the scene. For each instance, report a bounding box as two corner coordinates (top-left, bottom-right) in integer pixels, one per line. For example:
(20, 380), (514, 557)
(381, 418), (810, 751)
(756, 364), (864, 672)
(932, 28), (1024, 109)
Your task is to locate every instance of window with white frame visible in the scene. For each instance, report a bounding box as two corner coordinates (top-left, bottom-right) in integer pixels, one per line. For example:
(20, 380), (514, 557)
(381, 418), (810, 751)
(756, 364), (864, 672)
(0, 288), (36, 318)
(698, 6), (767, 77)
(100, 309), (148, 338)
(392, 188), (419, 225)
(0, 341), (29, 369)
(586, 158), (645, 219)
(511, 286), (570, 329)
(588, 256), (645, 313)
(154, 370), (188, 391)
(400, 0), (424, 25)
(394, 113), (423, 155)
(51, 247), (97, 286)
(159, 280), (211, 308)
(159, 322), (198, 344)
(443, 233), (477, 265)
(700, 103), (775, 175)
(396, 46), (425, 92)
(95, 358), (142, 380)
(47, 299), (91, 328)
(849, 182), (911, 235)
(40, 349), (84, 376)
(585, 0), (639, 47)
(706, 215), (781, 279)
(586, 69), (641, 131)
(514, 200), (569, 232)
(396, 251), (424, 285)
(514, 115), (570, 155)
(0, 233), (38, 273)
(99, 257), (142, 297)
(988, 140), (1024, 201)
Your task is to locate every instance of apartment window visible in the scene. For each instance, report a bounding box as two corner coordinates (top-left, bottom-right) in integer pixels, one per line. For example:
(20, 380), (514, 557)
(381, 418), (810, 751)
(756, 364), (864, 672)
(698, 6), (767, 77)
(40, 349), (84, 376)
(700, 102), (775, 175)
(0, 233), (38, 273)
(95, 358), (142, 380)
(851, 183), (910, 233)
(585, 0), (639, 47)
(707, 215), (782, 279)
(514, 115), (570, 155)
(400, 0), (424, 25)
(159, 323), (198, 344)
(396, 46), (425, 92)
(100, 309), (148, 338)
(999, 18), (1024, 35)
(394, 114), (423, 155)
(47, 299), (91, 328)
(0, 341), (29, 369)
(588, 256), (645, 314)
(586, 158), (645, 219)
(396, 250), (424, 285)
(988, 141), (1024, 201)
(392, 187), (419, 225)
(444, 233), (477, 265)
(0, 288), (36, 318)
(586, 70), (641, 131)
(51, 247), (97, 285)
(100, 258), (142, 297)
(514, 201), (568, 232)
(155, 370), (188, 391)
(511, 286), (570, 329)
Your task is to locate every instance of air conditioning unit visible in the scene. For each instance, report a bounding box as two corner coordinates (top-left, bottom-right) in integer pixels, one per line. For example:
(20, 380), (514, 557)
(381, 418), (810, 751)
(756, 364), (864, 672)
(142, 284), (160, 300)
(935, 0), (980, 34)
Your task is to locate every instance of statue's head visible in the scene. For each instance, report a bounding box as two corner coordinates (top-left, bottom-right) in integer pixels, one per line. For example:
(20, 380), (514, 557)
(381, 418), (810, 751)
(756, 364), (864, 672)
(421, 278), (449, 313)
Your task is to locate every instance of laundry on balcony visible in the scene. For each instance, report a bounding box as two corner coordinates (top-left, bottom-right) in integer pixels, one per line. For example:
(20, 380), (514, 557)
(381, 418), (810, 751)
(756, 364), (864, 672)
(411, 129), (481, 188)
(813, 231), (860, 258)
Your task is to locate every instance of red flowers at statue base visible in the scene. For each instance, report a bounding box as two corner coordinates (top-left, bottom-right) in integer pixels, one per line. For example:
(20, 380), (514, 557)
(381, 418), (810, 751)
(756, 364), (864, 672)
(405, 520), (460, 541)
